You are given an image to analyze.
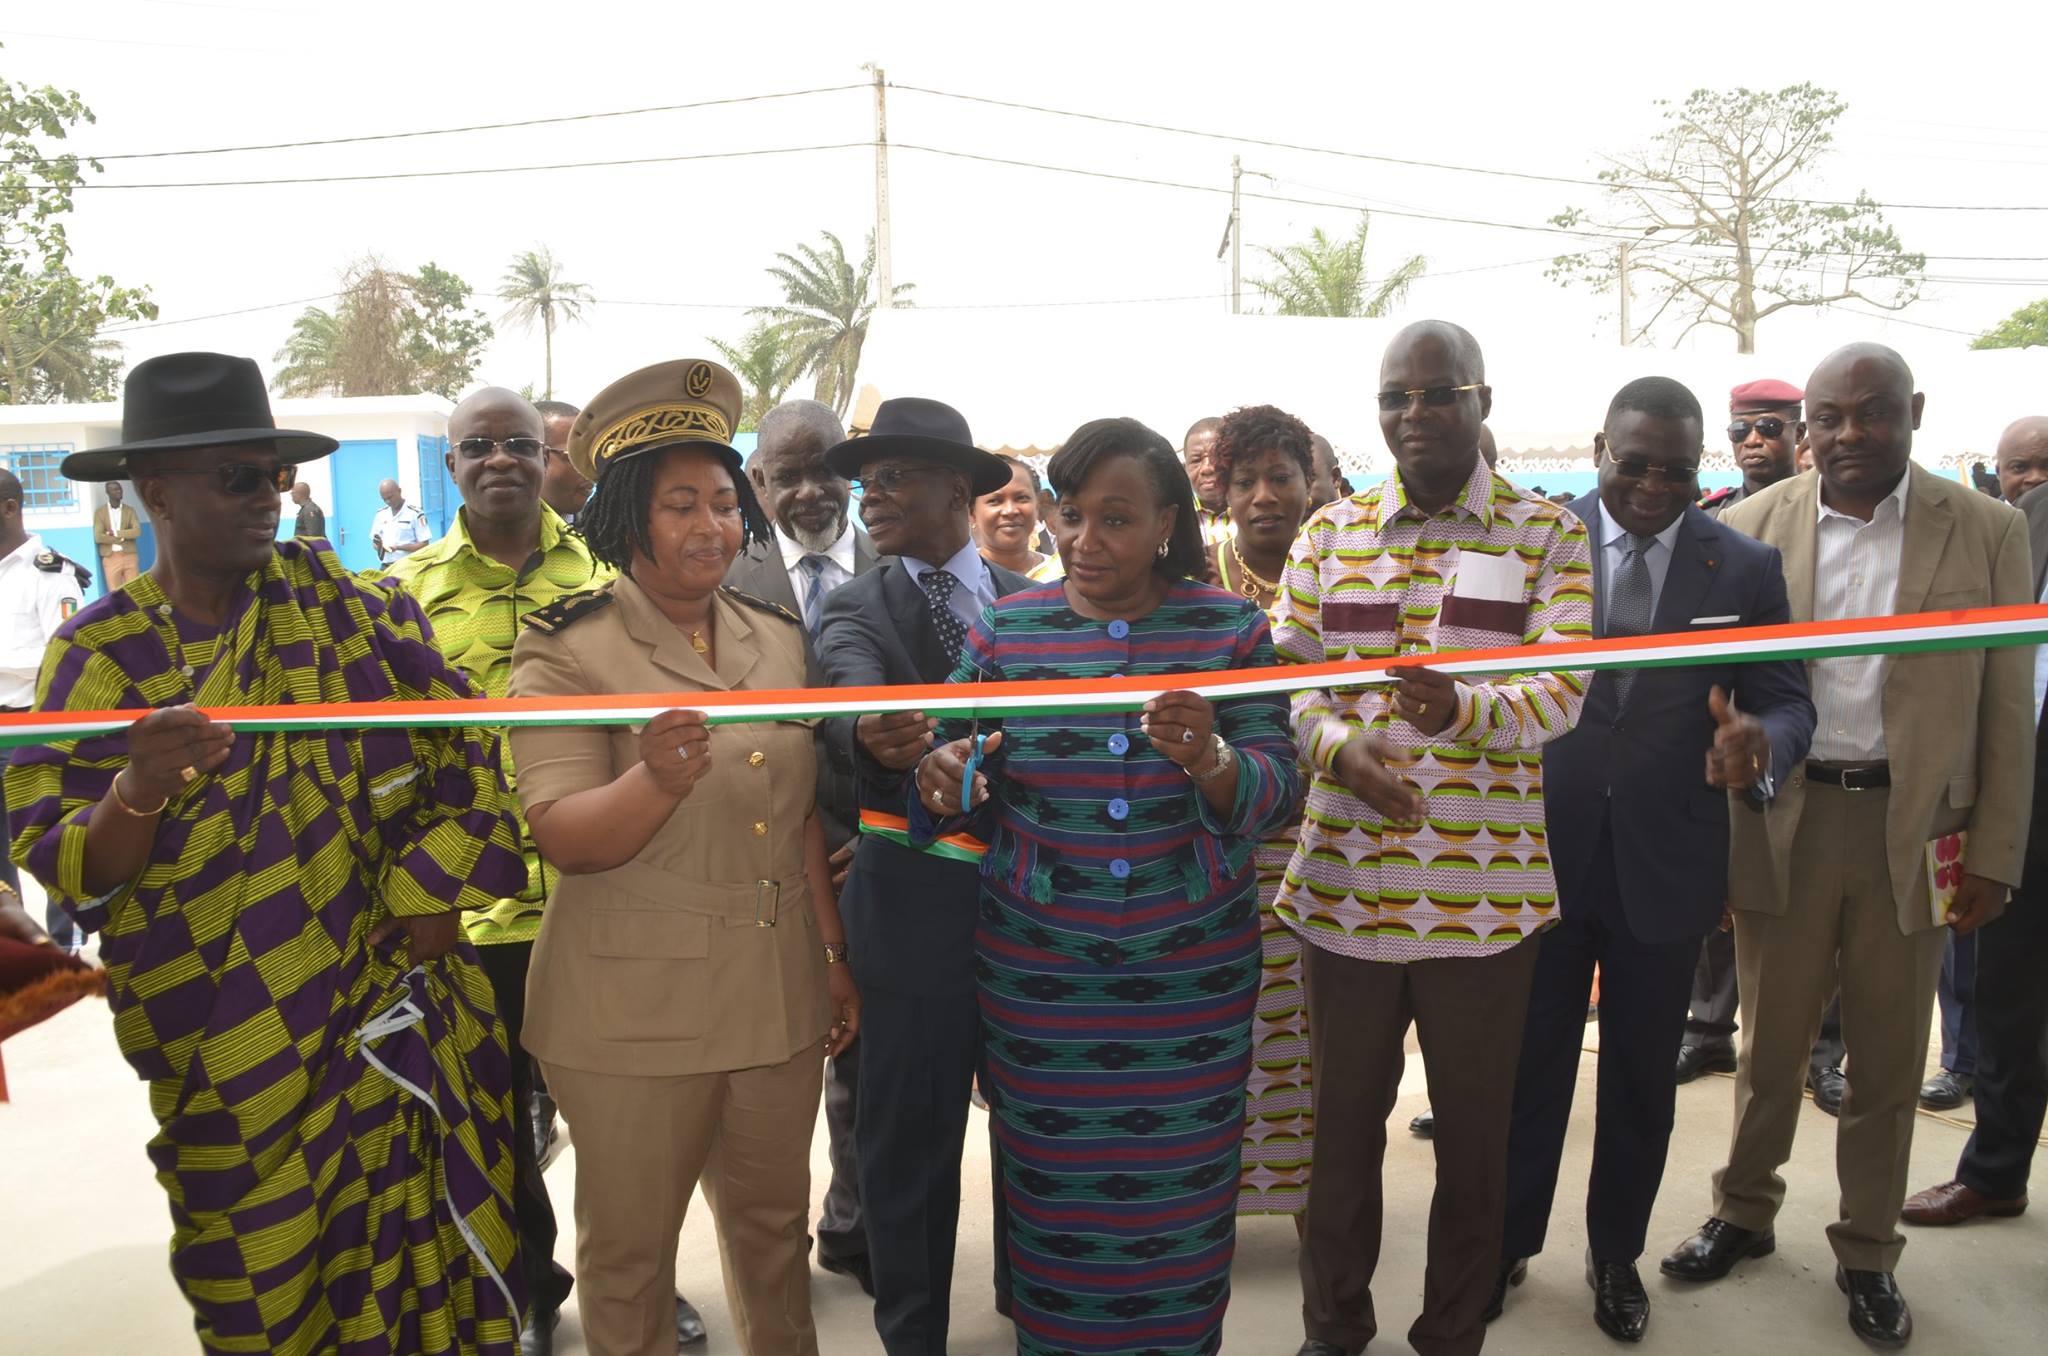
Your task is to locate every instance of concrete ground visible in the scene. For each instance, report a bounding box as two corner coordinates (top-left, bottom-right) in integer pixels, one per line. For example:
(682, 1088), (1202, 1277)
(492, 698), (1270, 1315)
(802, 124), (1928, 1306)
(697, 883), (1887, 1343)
(4, 932), (2041, 1354)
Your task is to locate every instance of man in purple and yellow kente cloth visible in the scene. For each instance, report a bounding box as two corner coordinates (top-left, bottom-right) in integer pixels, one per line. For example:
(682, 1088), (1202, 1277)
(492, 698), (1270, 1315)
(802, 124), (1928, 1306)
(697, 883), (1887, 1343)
(7, 352), (530, 1356)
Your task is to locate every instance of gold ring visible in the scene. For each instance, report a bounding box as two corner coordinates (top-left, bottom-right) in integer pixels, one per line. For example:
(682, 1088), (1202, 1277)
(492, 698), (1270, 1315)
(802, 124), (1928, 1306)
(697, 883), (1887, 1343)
(179, 766), (197, 784)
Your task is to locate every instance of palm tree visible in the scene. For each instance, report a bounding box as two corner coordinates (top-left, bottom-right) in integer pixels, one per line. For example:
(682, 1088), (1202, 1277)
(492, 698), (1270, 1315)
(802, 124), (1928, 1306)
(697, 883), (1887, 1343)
(272, 305), (344, 396)
(750, 230), (912, 418)
(499, 246), (592, 400)
(710, 322), (803, 431)
(1251, 212), (1427, 318)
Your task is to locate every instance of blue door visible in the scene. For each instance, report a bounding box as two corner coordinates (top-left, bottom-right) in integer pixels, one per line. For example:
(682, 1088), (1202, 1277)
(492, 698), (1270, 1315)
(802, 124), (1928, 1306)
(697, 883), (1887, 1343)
(417, 434), (457, 536)
(329, 439), (400, 573)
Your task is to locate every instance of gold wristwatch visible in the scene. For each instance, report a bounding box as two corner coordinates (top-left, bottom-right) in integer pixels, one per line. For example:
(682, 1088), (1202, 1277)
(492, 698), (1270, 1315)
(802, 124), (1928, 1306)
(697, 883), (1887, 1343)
(1188, 733), (1235, 784)
(823, 942), (849, 965)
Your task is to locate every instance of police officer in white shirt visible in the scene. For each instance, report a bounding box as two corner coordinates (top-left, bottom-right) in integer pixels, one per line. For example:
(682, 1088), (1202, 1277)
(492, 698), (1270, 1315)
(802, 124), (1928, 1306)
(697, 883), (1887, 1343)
(0, 467), (88, 936)
(369, 478), (430, 565)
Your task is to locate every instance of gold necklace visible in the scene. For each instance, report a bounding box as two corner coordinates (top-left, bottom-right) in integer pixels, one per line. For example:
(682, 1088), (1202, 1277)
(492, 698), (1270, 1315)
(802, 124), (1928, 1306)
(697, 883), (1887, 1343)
(1227, 540), (1281, 599)
(689, 627), (709, 655)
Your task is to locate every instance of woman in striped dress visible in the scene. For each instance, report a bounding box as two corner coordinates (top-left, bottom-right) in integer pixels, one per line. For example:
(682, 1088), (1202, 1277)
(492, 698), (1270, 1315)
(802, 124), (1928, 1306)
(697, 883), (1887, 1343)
(1208, 405), (1321, 1219)
(916, 418), (1301, 1356)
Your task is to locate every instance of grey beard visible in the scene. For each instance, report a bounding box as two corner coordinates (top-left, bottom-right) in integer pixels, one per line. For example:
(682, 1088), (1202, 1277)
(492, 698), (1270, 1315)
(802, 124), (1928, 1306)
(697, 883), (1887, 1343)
(784, 512), (847, 555)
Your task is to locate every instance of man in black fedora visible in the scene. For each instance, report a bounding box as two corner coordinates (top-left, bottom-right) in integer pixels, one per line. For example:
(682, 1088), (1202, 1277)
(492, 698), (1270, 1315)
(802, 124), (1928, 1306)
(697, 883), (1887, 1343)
(815, 396), (1030, 1355)
(9, 352), (532, 1352)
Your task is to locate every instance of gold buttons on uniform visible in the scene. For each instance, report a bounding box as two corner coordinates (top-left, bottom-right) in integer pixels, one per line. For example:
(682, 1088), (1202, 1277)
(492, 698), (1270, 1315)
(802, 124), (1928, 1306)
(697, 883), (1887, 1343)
(752, 821), (768, 836)
(748, 750), (766, 767)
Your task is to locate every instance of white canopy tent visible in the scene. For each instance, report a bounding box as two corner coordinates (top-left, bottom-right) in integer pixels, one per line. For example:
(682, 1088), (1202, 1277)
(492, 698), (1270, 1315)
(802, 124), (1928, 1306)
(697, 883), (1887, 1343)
(856, 309), (2045, 485)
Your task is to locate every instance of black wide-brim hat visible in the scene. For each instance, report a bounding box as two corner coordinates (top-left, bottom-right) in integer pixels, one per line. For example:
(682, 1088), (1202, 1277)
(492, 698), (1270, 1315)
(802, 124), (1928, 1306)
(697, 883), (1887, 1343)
(824, 396), (1012, 496)
(60, 351), (339, 482)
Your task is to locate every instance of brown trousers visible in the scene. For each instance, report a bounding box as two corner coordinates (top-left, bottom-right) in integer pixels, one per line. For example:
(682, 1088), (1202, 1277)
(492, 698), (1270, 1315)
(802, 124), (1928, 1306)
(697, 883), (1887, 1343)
(1713, 783), (1947, 1272)
(1300, 937), (1542, 1356)
(543, 1052), (825, 1356)
(101, 551), (140, 590)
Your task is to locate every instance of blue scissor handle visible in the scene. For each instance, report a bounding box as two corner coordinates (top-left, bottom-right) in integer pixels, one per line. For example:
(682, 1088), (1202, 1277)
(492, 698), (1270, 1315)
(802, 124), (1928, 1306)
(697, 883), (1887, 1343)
(958, 730), (988, 812)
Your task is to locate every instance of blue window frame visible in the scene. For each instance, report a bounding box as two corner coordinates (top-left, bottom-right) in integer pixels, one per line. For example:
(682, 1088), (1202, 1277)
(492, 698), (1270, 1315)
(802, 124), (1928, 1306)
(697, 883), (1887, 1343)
(1, 443), (78, 511)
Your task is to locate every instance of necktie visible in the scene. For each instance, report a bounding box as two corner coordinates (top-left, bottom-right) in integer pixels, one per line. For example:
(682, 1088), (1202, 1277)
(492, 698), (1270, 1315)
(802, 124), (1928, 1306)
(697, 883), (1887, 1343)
(919, 568), (968, 667)
(797, 553), (830, 635)
(1607, 533), (1654, 706)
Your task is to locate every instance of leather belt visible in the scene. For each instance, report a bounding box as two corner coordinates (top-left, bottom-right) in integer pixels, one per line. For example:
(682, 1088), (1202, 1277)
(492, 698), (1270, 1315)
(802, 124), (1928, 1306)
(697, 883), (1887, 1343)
(1805, 761), (1891, 791)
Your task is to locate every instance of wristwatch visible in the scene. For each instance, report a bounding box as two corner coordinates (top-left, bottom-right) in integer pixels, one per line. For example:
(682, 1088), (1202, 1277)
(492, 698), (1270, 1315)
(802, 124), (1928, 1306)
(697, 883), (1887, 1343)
(823, 942), (849, 965)
(1187, 733), (1235, 784)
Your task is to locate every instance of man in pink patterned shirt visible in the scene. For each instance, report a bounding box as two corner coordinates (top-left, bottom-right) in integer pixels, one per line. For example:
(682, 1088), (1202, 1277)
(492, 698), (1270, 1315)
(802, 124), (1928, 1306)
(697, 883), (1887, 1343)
(1274, 320), (1593, 1356)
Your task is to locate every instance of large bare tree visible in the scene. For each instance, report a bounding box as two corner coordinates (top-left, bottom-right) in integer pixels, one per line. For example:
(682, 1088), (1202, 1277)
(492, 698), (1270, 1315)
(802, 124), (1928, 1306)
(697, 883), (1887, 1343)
(1548, 84), (1924, 353)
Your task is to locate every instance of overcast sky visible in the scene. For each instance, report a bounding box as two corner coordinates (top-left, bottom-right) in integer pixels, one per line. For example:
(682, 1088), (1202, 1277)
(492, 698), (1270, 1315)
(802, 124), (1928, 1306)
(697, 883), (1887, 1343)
(9, 0), (2047, 410)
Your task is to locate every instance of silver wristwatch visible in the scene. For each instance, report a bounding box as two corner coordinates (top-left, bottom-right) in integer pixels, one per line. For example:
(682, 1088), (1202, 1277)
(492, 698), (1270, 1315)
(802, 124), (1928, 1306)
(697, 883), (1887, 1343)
(1188, 733), (1235, 784)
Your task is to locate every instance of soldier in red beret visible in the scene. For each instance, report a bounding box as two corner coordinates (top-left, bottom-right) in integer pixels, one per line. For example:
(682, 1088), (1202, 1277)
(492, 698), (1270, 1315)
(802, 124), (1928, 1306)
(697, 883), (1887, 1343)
(1698, 379), (1805, 519)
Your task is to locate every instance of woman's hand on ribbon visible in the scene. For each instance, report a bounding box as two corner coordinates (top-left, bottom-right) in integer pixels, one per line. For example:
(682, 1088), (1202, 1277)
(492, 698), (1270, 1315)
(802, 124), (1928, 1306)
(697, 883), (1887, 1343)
(1140, 690), (1217, 768)
(917, 730), (1005, 813)
(124, 704), (234, 805)
(639, 709), (712, 799)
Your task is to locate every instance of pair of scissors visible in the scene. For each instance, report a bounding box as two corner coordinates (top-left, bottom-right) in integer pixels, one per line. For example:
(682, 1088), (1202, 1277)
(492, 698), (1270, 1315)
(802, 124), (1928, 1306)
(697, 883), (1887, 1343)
(956, 657), (987, 812)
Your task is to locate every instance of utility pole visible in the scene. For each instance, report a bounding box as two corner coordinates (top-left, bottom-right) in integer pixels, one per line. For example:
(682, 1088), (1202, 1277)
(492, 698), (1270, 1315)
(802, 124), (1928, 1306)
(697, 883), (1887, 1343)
(862, 63), (894, 310)
(1616, 240), (1632, 346)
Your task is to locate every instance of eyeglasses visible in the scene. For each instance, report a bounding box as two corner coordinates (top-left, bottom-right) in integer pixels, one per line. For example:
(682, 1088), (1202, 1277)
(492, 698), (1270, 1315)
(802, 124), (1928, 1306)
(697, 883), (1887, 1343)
(1727, 417), (1789, 443)
(1376, 383), (1485, 413)
(149, 463), (298, 495)
(852, 464), (947, 497)
(1608, 457), (1697, 486)
(454, 435), (544, 460)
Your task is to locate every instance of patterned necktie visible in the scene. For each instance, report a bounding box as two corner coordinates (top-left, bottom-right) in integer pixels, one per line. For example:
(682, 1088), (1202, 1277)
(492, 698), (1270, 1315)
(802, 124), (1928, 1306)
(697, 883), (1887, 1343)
(919, 568), (968, 667)
(1607, 532), (1654, 705)
(797, 553), (830, 635)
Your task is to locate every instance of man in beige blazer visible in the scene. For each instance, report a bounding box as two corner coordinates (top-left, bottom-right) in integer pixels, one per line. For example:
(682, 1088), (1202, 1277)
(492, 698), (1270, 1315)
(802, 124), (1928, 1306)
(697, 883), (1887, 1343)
(1659, 344), (2035, 1349)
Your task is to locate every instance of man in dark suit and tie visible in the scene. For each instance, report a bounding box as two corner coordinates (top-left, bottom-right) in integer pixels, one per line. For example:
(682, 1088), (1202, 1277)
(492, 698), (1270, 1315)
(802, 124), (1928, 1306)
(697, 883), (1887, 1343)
(1901, 424), (2048, 1228)
(1492, 377), (1816, 1342)
(724, 398), (880, 1304)
(815, 397), (1030, 1356)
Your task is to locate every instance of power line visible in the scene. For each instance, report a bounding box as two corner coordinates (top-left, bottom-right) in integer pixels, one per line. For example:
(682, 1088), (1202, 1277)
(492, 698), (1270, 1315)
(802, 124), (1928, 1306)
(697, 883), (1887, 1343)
(889, 82), (2048, 215)
(100, 292), (338, 333)
(74, 141), (869, 189)
(890, 143), (2048, 266)
(15, 84), (867, 164)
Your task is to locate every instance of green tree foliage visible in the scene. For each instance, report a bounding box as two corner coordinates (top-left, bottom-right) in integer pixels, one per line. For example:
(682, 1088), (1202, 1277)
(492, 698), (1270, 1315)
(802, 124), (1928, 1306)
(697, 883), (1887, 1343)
(272, 258), (492, 399)
(751, 230), (912, 417)
(0, 51), (157, 403)
(1548, 85), (1924, 353)
(1250, 212), (1426, 318)
(709, 323), (802, 431)
(499, 246), (591, 401)
(1972, 299), (2048, 350)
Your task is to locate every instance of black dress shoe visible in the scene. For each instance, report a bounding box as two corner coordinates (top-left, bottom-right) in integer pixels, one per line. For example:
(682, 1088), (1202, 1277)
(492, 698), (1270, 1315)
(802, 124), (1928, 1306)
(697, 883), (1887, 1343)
(519, 1309), (558, 1356)
(1658, 1218), (1775, 1281)
(1837, 1266), (1912, 1348)
(1409, 1108), (1435, 1137)
(1810, 1065), (1846, 1117)
(817, 1249), (876, 1297)
(1917, 1069), (1972, 1111)
(1587, 1257), (1649, 1342)
(1294, 1341), (1352, 1356)
(1482, 1257), (1528, 1322)
(1675, 1043), (1738, 1084)
(676, 1293), (708, 1348)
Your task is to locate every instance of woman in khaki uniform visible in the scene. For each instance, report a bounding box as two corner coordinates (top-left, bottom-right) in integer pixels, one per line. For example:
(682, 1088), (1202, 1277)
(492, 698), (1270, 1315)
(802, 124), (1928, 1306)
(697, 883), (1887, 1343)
(510, 358), (859, 1356)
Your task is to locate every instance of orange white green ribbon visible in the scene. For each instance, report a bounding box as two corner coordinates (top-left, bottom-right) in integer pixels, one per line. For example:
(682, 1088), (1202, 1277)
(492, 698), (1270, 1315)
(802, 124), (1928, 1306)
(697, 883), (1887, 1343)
(2, 603), (2044, 750)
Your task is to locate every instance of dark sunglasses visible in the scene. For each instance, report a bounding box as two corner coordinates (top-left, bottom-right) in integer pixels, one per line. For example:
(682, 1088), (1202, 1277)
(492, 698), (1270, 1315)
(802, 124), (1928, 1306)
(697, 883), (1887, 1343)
(1727, 416), (1789, 442)
(454, 435), (545, 460)
(150, 462), (298, 495)
(1376, 382), (1484, 413)
(1609, 457), (1697, 486)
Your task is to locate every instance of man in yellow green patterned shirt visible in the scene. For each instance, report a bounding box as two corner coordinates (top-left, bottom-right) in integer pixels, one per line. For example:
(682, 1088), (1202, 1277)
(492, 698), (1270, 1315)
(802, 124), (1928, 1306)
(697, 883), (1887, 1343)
(384, 386), (608, 1352)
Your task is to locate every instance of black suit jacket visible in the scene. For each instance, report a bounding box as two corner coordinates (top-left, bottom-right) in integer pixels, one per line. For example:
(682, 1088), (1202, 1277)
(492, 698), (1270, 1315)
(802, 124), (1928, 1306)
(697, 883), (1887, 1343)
(2015, 482), (2048, 879)
(816, 555), (1034, 994)
(723, 528), (878, 851)
(1543, 497), (1816, 944)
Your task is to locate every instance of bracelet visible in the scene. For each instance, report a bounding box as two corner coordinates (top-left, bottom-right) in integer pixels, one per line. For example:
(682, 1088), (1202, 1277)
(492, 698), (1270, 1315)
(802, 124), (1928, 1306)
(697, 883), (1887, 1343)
(823, 942), (849, 965)
(1187, 734), (1236, 784)
(110, 769), (170, 818)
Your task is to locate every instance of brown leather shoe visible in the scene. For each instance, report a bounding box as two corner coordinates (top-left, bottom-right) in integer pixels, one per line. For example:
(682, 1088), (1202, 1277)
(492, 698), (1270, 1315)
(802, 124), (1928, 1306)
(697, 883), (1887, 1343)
(1900, 1179), (2028, 1226)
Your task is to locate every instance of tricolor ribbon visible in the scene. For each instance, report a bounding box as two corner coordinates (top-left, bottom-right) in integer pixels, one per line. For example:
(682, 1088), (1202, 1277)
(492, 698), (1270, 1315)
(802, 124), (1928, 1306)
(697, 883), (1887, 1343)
(3, 604), (2043, 749)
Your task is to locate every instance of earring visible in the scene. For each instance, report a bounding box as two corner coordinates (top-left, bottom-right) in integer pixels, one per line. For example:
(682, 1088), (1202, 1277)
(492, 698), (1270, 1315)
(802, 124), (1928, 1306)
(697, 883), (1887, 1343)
(1156, 539), (1170, 558)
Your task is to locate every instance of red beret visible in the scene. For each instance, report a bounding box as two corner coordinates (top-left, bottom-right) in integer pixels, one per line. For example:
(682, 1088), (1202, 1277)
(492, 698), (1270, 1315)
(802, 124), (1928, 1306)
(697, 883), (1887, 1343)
(1729, 378), (1803, 412)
